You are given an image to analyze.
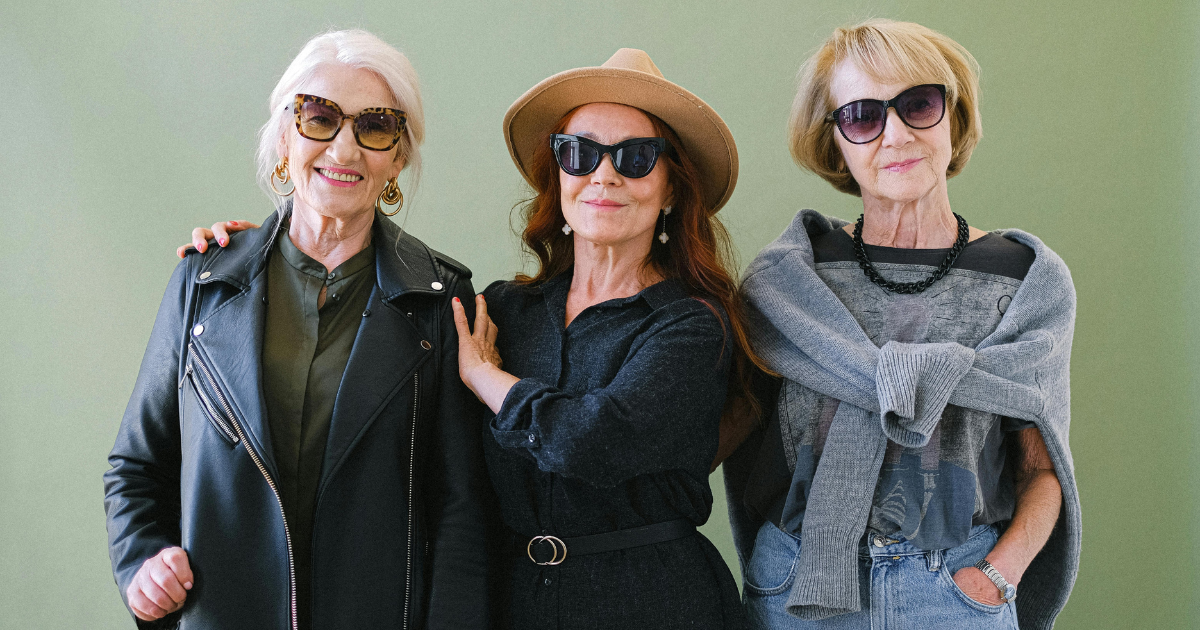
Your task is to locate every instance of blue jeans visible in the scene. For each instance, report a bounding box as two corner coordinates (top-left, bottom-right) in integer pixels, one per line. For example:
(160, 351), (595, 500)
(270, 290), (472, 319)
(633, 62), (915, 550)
(743, 522), (1018, 629)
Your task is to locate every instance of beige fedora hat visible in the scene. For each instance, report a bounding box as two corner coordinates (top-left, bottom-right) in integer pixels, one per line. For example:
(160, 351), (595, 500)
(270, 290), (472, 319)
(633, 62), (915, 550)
(503, 48), (739, 214)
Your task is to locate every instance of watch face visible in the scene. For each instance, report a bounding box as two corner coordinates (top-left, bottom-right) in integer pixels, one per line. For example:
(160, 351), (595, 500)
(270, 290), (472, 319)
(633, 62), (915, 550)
(1004, 584), (1017, 601)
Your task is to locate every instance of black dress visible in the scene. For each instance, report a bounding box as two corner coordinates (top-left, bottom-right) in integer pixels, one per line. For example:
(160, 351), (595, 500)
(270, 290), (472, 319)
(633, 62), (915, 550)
(482, 273), (747, 630)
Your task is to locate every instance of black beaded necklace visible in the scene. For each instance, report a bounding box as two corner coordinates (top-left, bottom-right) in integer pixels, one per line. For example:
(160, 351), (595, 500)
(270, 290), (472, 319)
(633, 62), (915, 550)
(851, 212), (969, 294)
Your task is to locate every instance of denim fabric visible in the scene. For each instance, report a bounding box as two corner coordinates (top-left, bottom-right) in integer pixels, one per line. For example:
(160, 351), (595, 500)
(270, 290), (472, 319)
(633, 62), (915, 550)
(744, 522), (1018, 630)
(481, 273), (746, 629)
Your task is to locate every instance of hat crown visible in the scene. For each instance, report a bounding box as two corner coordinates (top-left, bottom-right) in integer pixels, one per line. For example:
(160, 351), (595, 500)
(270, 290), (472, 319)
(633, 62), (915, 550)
(601, 48), (663, 78)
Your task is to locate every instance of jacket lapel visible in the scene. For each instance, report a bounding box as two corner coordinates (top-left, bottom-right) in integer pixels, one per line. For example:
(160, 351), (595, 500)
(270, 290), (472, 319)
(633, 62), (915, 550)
(190, 212), (281, 477)
(319, 213), (448, 484)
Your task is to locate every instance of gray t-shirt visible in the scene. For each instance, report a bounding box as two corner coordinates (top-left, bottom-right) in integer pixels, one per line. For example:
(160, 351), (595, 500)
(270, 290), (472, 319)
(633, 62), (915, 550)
(748, 229), (1036, 551)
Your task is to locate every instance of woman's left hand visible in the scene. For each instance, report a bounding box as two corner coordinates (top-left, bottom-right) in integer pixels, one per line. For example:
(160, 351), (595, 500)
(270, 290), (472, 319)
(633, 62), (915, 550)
(951, 567), (1006, 606)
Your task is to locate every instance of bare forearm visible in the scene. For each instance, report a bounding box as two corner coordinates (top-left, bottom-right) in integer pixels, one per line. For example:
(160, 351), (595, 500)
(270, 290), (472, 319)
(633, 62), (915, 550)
(987, 468), (1061, 585)
(465, 363), (520, 414)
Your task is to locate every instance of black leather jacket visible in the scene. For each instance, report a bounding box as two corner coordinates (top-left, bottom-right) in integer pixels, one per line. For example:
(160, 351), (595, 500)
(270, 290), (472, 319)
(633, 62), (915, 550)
(104, 211), (492, 629)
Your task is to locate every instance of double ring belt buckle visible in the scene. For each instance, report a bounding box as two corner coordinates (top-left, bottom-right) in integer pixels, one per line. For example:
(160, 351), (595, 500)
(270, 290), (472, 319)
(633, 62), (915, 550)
(526, 535), (568, 566)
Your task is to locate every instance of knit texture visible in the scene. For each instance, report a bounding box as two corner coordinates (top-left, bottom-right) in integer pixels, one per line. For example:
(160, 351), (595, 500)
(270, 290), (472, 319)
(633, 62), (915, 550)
(740, 210), (1079, 629)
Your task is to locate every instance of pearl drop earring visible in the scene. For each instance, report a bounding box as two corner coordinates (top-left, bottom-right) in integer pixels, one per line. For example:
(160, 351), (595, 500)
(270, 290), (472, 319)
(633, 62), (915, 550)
(658, 206), (672, 244)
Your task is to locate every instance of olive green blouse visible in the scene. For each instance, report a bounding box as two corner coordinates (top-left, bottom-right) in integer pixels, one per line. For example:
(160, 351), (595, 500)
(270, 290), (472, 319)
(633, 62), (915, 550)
(262, 230), (375, 629)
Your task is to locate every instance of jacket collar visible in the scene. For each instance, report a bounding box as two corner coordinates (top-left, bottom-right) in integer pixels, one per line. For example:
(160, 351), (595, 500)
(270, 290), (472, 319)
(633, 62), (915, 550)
(197, 204), (447, 300)
(372, 209), (447, 300)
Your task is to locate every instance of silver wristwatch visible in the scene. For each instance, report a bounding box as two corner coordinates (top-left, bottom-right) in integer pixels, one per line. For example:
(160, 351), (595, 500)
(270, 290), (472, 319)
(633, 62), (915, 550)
(974, 559), (1017, 603)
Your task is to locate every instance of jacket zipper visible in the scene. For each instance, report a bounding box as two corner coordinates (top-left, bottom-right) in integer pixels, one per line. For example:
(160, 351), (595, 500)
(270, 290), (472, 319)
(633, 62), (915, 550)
(188, 342), (299, 630)
(181, 364), (240, 445)
(403, 371), (419, 629)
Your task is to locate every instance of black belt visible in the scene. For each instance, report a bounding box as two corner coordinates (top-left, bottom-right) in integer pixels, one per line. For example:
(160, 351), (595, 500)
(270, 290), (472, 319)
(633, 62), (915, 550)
(518, 519), (696, 566)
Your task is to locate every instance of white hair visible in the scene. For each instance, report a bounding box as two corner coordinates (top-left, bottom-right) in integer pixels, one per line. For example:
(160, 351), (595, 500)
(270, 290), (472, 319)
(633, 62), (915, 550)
(255, 29), (425, 210)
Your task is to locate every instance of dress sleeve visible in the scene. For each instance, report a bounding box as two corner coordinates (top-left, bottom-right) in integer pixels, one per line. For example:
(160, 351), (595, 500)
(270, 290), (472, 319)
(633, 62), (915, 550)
(489, 304), (730, 488)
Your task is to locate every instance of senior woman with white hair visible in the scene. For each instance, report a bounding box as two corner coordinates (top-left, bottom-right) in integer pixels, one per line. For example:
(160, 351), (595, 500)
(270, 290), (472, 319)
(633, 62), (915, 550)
(723, 19), (1080, 630)
(104, 30), (491, 629)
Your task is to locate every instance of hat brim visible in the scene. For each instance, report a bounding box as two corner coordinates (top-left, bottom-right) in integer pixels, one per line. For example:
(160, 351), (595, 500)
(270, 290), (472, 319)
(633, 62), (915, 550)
(503, 67), (738, 214)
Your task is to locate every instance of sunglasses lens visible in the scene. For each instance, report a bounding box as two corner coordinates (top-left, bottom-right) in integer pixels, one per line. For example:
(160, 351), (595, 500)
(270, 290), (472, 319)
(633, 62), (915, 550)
(838, 102), (886, 143)
(896, 85), (945, 129)
(615, 143), (658, 178)
(298, 100), (341, 140)
(355, 112), (400, 150)
(556, 140), (600, 176)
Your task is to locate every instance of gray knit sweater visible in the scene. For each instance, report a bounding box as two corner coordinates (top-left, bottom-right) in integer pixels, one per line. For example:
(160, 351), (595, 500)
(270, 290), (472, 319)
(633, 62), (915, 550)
(739, 210), (1079, 629)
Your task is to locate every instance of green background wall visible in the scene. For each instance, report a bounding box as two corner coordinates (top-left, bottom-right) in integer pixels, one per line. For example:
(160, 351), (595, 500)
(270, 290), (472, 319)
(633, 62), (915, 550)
(2, 1), (1196, 627)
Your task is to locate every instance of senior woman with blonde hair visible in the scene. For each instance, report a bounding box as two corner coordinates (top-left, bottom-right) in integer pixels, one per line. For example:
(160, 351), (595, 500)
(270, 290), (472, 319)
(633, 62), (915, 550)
(104, 30), (491, 629)
(724, 19), (1080, 630)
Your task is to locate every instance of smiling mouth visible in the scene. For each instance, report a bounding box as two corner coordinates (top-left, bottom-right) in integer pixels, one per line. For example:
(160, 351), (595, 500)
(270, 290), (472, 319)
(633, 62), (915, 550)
(882, 158), (924, 173)
(317, 168), (363, 183)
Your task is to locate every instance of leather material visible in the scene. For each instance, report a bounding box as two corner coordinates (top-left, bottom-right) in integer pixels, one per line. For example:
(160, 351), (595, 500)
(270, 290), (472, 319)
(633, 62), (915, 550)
(520, 518), (697, 563)
(104, 210), (492, 629)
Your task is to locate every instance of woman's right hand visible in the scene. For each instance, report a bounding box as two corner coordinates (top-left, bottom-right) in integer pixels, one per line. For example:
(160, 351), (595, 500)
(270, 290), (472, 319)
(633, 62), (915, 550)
(126, 546), (193, 621)
(451, 294), (518, 413)
(175, 221), (259, 258)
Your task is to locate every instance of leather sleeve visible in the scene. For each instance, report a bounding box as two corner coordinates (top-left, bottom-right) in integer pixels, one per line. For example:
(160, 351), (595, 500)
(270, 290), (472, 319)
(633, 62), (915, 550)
(424, 271), (495, 629)
(102, 257), (193, 626)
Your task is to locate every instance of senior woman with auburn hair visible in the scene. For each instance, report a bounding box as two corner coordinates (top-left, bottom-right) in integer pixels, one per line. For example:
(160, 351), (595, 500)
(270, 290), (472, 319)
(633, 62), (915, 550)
(724, 19), (1080, 630)
(104, 30), (491, 629)
(448, 49), (752, 629)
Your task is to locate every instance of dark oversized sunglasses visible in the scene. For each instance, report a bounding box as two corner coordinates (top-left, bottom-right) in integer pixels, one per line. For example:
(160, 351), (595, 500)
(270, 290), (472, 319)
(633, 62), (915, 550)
(293, 94), (407, 151)
(550, 134), (671, 179)
(825, 84), (947, 144)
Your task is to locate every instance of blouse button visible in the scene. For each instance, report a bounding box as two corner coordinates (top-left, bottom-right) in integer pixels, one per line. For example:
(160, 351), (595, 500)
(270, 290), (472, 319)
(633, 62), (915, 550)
(527, 433), (536, 443)
(421, 340), (432, 350)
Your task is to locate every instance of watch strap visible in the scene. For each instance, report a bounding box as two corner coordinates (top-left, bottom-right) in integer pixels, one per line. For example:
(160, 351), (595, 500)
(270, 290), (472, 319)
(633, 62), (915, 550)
(974, 559), (1017, 602)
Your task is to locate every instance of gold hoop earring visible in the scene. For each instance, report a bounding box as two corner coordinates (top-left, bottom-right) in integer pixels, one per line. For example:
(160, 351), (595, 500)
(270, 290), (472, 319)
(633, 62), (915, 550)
(377, 177), (404, 216)
(270, 157), (294, 196)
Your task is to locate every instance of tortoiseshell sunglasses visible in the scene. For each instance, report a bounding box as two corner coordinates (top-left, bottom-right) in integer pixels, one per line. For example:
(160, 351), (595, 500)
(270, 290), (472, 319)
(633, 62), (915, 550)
(293, 94), (407, 151)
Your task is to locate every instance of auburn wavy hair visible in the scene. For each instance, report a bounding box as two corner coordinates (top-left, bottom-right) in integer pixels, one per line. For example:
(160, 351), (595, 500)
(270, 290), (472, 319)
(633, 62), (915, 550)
(513, 106), (765, 417)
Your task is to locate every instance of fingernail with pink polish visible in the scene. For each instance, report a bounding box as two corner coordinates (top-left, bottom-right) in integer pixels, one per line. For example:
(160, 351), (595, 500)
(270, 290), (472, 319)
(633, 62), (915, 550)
(219, 238), (226, 246)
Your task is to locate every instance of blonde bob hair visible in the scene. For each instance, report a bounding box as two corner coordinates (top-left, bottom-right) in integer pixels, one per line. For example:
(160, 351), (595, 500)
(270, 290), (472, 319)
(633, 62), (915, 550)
(788, 19), (982, 196)
(255, 29), (425, 210)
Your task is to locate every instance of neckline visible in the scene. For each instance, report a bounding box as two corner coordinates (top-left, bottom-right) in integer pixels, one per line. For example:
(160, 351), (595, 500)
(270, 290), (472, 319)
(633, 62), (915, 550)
(542, 271), (688, 331)
(834, 227), (992, 253)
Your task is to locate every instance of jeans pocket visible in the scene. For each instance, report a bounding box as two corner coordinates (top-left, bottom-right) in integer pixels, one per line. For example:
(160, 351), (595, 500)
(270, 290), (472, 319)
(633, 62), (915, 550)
(934, 524), (1008, 614)
(743, 523), (802, 597)
(937, 563), (1007, 613)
